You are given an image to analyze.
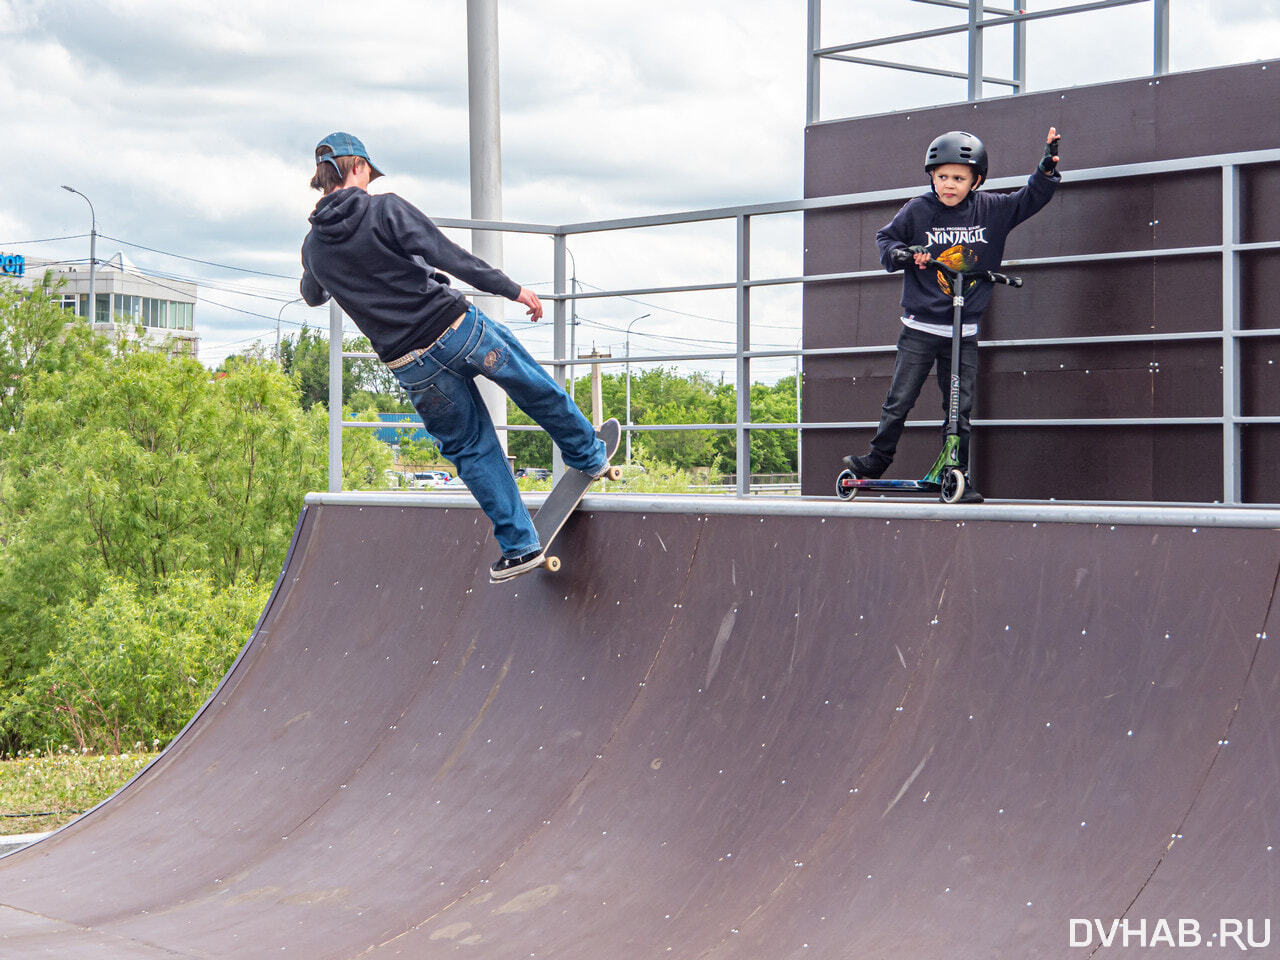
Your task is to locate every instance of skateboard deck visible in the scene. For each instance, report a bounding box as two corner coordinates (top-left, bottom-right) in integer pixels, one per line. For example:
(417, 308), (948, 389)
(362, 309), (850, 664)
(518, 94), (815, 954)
(492, 418), (621, 582)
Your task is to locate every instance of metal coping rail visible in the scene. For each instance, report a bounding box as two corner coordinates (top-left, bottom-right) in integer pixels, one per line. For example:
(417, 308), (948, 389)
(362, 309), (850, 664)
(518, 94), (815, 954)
(330, 146), (1280, 504)
(305, 491), (1280, 531)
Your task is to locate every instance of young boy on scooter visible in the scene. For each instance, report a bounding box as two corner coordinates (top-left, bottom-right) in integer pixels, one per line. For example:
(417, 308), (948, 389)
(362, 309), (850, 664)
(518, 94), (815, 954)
(842, 127), (1061, 503)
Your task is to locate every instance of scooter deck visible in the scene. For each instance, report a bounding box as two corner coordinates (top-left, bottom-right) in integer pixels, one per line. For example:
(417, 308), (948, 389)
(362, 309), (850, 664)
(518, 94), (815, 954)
(837, 474), (940, 496)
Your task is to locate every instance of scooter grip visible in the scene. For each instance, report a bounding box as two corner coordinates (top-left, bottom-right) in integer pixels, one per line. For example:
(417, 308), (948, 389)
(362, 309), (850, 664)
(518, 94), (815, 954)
(987, 271), (1023, 287)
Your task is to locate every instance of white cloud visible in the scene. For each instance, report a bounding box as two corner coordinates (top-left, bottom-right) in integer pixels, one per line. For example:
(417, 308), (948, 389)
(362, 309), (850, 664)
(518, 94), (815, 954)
(1, 0), (1274, 372)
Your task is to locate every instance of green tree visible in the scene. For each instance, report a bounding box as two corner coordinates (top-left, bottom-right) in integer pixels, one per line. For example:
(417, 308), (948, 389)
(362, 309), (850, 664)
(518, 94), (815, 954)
(0, 350), (389, 696)
(0, 272), (108, 437)
(278, 324), (346, 409)
(706, 375), (799, 477)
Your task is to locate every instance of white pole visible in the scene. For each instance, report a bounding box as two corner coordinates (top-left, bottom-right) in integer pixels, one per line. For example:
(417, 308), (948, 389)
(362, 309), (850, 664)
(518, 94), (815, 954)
(467, 0), (509, 453)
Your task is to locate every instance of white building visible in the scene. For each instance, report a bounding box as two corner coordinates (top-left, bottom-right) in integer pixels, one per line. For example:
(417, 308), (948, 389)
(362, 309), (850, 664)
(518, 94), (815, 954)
(3, 252), (199, 357)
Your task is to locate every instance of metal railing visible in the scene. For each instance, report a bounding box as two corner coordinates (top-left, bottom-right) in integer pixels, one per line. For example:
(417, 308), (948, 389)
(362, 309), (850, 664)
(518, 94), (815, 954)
(806, 0), (1170, 123)
(330, 146), (1280, 503)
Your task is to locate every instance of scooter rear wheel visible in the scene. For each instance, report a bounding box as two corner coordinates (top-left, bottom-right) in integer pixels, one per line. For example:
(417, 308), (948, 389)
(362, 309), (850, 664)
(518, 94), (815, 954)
(836, 469), (858, 501)
(940, 468), (966, 504)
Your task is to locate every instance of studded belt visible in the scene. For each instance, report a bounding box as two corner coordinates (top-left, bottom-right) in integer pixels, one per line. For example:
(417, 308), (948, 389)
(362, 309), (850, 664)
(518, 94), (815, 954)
(385, 310), (467, 370)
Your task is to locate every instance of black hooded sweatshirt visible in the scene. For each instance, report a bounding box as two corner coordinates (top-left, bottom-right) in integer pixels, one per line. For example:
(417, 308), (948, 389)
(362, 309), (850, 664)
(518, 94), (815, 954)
(300, 187), (521, 362)
(875, 166), (1059, 331)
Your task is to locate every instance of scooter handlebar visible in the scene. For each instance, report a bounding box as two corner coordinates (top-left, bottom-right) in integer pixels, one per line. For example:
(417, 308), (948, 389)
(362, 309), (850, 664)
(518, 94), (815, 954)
(985, 270), (1023, 288)
(922, 258), (1023, 288)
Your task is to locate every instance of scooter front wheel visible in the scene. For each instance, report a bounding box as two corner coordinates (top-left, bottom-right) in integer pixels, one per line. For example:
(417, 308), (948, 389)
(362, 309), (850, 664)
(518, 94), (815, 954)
(836, 469), (858, 500)
(940, 468), (966, 504)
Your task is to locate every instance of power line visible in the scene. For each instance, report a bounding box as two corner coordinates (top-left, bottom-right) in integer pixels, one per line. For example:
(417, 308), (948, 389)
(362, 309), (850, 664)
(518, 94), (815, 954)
(98, 234), (298, 280)
(0, 233), (87, 245)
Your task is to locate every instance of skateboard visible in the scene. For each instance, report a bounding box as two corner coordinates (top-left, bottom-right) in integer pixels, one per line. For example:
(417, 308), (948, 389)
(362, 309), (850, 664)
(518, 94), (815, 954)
(491, 418), (622, 582)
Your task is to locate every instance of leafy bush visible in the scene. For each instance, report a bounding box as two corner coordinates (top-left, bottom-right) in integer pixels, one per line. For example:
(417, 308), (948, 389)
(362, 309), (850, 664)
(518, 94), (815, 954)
(0, 352), (389, 698)
(0, 575), (269, 753)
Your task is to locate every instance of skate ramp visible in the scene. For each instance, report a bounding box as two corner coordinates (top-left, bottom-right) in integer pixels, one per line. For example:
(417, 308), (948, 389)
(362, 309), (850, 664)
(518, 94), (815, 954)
(0, 496), (1276, 958)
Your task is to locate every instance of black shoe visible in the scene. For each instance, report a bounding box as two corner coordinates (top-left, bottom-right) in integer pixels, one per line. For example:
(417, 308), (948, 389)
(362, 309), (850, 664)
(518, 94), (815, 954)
(841, 453), (889, 479)
(490, 549), (544, 581)
(957, 476), (984, 504)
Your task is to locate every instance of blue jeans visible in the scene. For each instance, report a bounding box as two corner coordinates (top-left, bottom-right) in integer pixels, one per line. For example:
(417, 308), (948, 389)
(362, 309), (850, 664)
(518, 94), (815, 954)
(869, 325), (978, 469)
(391, 305), (607, 557)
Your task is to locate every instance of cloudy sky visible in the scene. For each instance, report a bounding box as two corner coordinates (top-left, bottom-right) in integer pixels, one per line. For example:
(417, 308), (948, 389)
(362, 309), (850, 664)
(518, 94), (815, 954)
(1, 0), (1276, 383)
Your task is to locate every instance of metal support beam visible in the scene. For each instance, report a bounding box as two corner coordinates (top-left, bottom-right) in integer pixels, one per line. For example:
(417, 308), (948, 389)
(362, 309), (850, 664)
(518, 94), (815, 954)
(328, 300), (343, 493)
(1153, 0), (1169, 74)
(806, 0), (821, 125)
(1221, 165), (1242, 505)
(824, 53), (1017, 88)
(1013, 3), (1027, 94)
(967, 0), (984, 101)
(467, 0), (509, 452)
(552, 233), (568, 478)
(735, 214), (751, 496)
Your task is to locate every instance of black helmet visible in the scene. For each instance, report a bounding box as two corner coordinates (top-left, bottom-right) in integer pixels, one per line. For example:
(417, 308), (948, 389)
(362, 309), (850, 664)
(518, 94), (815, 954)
(924, 131), (987, 183)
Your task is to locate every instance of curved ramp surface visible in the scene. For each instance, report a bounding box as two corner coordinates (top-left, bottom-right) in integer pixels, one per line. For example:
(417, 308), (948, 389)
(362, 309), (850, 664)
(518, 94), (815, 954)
(0, 497), (1277, 958)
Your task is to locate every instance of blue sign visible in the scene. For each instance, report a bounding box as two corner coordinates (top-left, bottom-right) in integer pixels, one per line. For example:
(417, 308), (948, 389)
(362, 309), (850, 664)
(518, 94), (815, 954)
(375, 413), (436, 446)
(0, 254), (24, 277)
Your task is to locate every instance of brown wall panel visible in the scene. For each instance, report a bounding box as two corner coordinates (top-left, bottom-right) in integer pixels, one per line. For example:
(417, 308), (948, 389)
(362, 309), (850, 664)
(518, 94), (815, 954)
(1243, 163), (1280, 242)
(801, 60), (1279, 502)
(803, 203), (901, 276)
(1243, 425), (1280, 502)
(805, 62), (1280, 198)
(802, 278), (901, 349)
(975, 426), (1223, 502)
(1242, 250), (1280, 331)
(1242, 336), (1280, 417)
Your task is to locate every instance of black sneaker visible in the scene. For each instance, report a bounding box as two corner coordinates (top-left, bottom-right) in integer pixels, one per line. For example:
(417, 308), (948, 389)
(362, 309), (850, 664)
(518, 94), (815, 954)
(957, 477), (984, 504)
(841, 453), (889, 479)
(490, 549), (544, 581)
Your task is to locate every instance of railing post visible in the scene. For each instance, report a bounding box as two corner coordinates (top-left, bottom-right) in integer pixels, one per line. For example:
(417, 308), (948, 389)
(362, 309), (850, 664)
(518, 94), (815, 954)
(967, 0), (983, 101)
(806, 0), (822, 124)
(735, 214), (751, 496)
(328, 299), (343, 493)
(1153, 0), (1169, 76)
(552, 232), (568, 479)
(1222, 164), (1242, 505)
(1012, 2), (1026, 95)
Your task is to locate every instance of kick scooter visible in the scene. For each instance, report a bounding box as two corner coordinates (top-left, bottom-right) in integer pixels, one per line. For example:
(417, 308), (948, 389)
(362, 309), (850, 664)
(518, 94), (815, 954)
(836, 257), (1022, 504)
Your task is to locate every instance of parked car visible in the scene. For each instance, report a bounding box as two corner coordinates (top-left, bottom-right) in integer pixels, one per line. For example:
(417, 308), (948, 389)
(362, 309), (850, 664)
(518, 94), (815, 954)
(410, 470), (452, 489)
(514, 467), (551, 481)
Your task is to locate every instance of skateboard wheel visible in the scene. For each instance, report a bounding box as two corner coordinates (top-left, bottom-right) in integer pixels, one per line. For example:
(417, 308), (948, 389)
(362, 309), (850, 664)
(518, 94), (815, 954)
(604, 466), (623, 481)
(545, 555), (561, 572)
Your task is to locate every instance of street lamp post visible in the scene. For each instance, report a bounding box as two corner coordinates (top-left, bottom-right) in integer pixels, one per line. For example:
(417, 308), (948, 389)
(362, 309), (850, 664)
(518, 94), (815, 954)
(60, 186), (96, 323)
(623, 313), (651, 463)
(276, 297), (304, 365)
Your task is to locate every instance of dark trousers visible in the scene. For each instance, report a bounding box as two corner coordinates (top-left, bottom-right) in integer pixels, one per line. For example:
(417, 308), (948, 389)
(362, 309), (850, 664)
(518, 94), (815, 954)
(869, 325), (978, 470)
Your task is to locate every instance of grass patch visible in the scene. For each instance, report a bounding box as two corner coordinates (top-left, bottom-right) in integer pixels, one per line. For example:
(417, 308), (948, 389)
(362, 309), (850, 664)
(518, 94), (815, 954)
(0, 750), (156, 835)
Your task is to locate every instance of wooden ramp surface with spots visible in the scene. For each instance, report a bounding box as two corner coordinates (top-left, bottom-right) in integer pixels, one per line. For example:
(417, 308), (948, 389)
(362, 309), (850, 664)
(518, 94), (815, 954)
(1, 497), (1277, 958)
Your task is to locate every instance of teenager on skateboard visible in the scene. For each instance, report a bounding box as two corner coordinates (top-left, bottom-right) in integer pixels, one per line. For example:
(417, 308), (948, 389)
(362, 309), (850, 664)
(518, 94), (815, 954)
(299, 132), (611, 581)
